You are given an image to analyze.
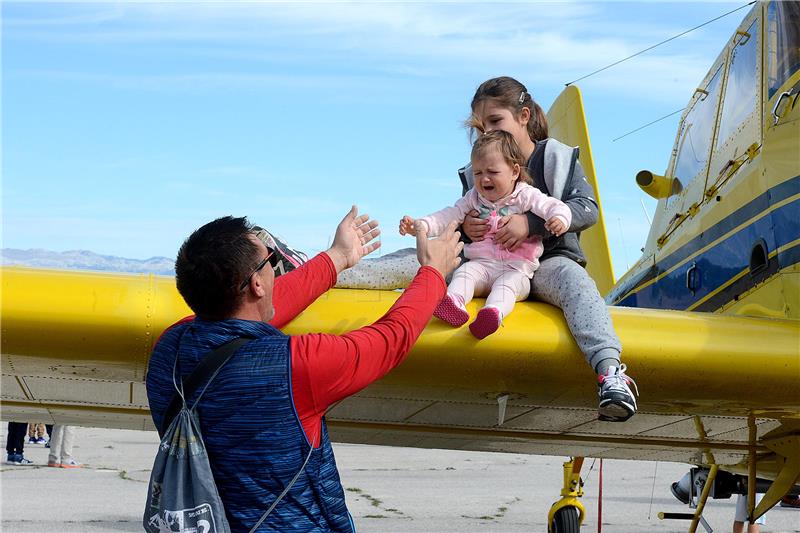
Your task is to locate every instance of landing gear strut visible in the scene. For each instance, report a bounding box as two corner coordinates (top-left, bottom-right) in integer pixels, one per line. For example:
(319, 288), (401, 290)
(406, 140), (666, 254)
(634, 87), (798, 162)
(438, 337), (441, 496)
(548, 457), (586, 533)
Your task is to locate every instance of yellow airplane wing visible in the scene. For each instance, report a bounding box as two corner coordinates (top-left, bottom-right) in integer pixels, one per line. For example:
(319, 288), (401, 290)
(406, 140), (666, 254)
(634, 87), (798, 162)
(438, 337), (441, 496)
(2, 266), (798, 473)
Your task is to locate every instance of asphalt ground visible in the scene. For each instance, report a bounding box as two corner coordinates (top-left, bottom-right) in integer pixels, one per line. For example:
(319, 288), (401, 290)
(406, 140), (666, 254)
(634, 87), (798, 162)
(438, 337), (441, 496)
(1, 426), (798, 532)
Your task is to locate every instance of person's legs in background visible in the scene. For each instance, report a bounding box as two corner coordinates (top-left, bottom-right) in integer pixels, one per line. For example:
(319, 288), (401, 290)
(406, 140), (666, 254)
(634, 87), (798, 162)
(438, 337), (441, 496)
(48, 425), (82, 468)
(733, 493), (765, 533)
(28, 423), (47, 444)
(6, 422), (33, 464)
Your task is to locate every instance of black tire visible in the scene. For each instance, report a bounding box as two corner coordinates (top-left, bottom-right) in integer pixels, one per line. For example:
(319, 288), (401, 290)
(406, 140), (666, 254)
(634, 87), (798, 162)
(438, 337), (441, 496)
(551, 506), (580, 533)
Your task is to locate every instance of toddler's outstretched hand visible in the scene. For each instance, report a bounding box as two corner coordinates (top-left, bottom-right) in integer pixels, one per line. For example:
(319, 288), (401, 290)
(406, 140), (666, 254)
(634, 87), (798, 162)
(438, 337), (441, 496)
(545, 216), (568, 237)
(399, 215), (417, 236)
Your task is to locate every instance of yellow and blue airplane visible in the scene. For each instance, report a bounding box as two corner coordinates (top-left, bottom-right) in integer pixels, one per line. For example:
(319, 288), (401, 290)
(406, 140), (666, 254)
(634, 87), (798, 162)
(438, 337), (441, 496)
(2, 1), (798, 531)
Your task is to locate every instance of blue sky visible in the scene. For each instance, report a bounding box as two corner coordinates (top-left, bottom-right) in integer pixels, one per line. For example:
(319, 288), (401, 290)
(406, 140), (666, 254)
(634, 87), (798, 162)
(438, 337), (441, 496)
(2, 1), (750, 278)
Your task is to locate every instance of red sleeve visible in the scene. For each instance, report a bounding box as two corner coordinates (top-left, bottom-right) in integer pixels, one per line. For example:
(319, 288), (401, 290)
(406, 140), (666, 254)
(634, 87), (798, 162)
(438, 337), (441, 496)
(290, 266), (446, 446)
(269, 253), (337, 329)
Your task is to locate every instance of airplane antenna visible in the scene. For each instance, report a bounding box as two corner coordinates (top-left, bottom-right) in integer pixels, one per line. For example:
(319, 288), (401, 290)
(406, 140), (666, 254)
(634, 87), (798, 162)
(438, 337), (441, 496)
(565, 1), (756, 86)
(648, 461), (660, 520)
(612, 107), (685, 142)
(640, 198), (652, 226)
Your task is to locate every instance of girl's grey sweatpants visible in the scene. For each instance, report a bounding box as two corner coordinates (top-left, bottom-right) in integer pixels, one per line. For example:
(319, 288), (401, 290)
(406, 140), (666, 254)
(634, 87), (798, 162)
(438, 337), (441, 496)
(530, 255), (622, 372)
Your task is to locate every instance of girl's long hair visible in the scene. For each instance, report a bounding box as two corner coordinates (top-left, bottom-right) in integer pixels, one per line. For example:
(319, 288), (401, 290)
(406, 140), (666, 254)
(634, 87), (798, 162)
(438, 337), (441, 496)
(469, 76), (548, 143)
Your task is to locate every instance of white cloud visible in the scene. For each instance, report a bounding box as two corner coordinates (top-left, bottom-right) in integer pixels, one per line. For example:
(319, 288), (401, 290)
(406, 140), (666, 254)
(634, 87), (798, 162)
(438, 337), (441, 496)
(4, 0), (750, 262)
(5, 2), (742, 106)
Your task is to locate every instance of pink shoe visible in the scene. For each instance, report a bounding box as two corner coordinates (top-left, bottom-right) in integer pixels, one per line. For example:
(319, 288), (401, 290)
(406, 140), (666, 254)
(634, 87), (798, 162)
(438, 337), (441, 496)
(433, 293), (469, 327)
(469, 307), (501, 339)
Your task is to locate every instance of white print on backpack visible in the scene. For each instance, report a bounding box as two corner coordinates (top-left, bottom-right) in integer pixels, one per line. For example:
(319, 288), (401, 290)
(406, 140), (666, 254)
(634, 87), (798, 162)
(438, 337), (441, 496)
(147, 503), (218, 533)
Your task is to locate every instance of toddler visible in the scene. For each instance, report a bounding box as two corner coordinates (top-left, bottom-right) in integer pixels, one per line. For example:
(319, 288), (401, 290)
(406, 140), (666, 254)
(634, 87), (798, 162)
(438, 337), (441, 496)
(400, 130), (571, 339)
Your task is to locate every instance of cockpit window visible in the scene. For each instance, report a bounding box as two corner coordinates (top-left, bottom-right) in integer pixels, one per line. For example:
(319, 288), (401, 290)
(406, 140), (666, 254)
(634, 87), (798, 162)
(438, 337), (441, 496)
(767, 0), (800, 98)
(673, 66), (723, 186)
(716, 21), (759, 149)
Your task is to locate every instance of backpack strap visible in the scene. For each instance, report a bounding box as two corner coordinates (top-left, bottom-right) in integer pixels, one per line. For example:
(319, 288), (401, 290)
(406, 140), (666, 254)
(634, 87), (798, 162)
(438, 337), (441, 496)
(159, 337), (252, 437)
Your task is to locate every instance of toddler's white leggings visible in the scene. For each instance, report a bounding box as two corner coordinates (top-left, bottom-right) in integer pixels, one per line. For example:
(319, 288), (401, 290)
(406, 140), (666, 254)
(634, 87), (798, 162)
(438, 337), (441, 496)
(447, 260), (531, 319)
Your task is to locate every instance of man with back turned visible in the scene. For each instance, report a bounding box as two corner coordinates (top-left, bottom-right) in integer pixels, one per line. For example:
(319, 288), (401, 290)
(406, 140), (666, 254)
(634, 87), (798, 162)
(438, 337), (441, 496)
(146, 206), (462, 532)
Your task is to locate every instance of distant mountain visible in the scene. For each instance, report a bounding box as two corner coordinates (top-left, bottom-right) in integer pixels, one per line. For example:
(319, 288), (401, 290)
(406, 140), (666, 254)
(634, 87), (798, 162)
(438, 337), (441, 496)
(1, 248), (175, 275)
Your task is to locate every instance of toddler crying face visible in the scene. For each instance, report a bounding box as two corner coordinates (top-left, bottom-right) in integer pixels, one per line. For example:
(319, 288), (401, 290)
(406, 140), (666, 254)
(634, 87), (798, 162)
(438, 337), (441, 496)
(471, 145), (521, 203)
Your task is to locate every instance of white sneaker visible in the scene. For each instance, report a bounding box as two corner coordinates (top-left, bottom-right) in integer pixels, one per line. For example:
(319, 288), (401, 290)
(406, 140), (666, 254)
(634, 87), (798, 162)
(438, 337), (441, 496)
(60, 458), (83, 469)
(597, 364), (638, 422)
(6, 453), (33, 465)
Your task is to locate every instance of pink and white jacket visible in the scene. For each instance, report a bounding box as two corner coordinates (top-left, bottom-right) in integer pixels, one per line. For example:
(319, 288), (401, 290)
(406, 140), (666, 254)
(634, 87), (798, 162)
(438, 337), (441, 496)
(419, 183), (572, 276)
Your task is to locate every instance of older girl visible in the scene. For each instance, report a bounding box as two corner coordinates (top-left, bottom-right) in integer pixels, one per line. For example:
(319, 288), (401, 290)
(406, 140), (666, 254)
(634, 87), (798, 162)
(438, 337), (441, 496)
(461, 76), (637, 422)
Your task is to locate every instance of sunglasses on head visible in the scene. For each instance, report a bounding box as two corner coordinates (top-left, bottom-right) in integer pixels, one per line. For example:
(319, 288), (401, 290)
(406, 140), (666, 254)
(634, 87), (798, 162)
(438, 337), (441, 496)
(239, 246), (279, 291)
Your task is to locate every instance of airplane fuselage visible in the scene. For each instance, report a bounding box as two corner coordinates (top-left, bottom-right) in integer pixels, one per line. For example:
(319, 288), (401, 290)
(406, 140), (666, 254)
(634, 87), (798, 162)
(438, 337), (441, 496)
(608, 1), (800, 321)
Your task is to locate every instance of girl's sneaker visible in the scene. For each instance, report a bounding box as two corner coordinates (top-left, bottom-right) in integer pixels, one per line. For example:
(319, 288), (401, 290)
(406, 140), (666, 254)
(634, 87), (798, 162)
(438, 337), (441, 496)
(469, 306), (501, 339)
(597, 364), (638, 422)
(433, 293), (469, 327)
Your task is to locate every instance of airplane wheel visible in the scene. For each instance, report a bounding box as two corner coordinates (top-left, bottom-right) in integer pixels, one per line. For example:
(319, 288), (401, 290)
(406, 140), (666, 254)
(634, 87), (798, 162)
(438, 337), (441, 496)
(551, 506), (580, 533)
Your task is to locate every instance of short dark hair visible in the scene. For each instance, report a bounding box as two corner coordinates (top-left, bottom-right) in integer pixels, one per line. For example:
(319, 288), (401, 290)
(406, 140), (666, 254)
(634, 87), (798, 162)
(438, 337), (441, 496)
(175, 216), (261, 320)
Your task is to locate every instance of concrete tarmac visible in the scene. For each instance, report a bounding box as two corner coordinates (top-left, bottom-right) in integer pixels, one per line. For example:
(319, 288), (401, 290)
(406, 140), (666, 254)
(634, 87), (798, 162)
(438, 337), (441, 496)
(2, 426), (798, 532)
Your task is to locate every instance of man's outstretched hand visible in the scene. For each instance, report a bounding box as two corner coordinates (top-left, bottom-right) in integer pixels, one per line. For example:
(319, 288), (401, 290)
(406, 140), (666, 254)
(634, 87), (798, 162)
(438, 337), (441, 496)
(415, 221), (463, 279)
(326, 205), (381, 273)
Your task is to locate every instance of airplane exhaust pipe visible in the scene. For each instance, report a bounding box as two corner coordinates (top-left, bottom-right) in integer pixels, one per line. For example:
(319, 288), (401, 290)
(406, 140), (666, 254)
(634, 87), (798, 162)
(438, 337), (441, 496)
(636, 170), (680, 199)
(671, 468), (800, 502)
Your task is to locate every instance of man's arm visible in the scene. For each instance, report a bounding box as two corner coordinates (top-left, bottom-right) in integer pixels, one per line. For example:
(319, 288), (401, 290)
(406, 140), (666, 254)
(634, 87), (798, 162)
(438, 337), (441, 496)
(291, 267), (445, 446)
(291, 222), (462, 446)
(270, 205), (381, 328)
(270, 253), (338, 328)
(323, 205), (381, 274)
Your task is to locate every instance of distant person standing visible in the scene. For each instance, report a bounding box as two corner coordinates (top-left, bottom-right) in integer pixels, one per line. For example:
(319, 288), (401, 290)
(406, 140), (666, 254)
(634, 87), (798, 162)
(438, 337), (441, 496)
(47, 425), (82, 468)
(6, 422), (33, 464)
(27, 422), (47, 444)
(732, 493), (765, 533)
